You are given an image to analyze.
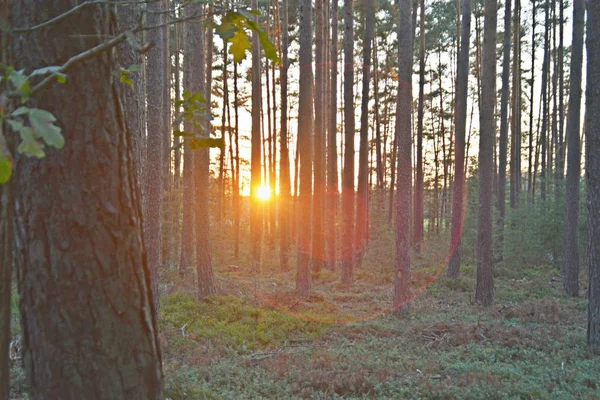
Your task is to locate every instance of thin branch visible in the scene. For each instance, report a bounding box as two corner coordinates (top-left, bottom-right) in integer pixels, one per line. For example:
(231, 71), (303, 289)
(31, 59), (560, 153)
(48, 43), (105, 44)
(13, 0), (156, 33)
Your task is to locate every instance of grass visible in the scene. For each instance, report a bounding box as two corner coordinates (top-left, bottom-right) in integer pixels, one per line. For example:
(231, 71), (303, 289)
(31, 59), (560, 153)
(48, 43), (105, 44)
(9, 229), (600, 399)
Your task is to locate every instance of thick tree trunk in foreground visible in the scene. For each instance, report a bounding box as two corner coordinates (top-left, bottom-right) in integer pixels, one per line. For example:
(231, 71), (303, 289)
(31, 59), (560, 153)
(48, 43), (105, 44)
(475, 0), (497, 306)
(11, 2), (163, 397)
(0, 7), (13, 397)
(341, 0), (356, 286)
(561, 0), (585, 297)
(447, 0), (471, 278)
(393, 0), (413, 311)
(251, 0), (263, 271)
(296, 0), (314, 296)
(587, 0), (600, 346)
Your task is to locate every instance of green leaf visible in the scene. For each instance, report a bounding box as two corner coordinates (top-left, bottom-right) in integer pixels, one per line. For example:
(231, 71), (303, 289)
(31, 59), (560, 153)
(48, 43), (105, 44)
(56, 73), (67, 84)
(229, 29), (251, 63)
(189, 137), (225, 150)
(11, 106), (30, 117)
(28, 108), (64, 149)
(17, 127), (45, 158)
(0, 154), (12, 184)
(6, 118), (24, 133)
(215, 19), (237, 41)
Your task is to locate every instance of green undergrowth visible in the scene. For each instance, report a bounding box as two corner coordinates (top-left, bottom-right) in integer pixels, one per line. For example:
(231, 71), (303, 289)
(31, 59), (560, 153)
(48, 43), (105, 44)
(160, 293), (325, 351)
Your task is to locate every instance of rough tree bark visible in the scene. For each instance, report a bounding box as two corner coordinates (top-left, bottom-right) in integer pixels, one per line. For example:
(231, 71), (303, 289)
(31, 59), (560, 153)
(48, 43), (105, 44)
(447, 0), (471, 278)
(561, 0), (585, 297)
(251, 0), (263, 271)
(497, 0), (511, 249)
(11, 2), (164, 397)
(475, 0), (498, 306)
(326, 0), (339, 271)
(414, 0), (425, 253)
(280, 0), (291, 271)
(296, 0), (314, 296)
(341, 0), (356, 286)
(144, 0), (166, 312)
(587, 0), (600, 346)
(393, 0), (413, 311)
(356, 0), (375, 265)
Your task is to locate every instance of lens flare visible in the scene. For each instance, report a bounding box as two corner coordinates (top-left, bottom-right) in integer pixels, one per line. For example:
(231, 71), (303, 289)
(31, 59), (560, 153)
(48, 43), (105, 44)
(255, 185), (272, 202)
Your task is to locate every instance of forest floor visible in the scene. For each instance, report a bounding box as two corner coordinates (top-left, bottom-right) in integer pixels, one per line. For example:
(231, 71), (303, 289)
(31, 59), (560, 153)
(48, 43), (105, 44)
(9, 228), (600, 399)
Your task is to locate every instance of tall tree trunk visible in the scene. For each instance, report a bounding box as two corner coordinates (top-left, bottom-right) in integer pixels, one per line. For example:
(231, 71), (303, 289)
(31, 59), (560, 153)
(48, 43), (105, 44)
(497, 0), (511, 248)
(341, 0), (356, 285)
(528, 0), (537, 201)
(540, 0), (550, 201)
(327, 0), (339, 271)
(557, 0), (565, 184)
(586, 0), (600, 346)
(313, 0), (326, 274)
(394, 0), (413, 311)
(11, 3), (164, 397)
(561, 0), (585, 297)
(1, 8), (14, 397)
(280, 0), (291, 271)
(414, 0), (425, 252)
(475, 0), (498, 306)
(447, 0), (471, 278)
(233, 62), (241, 259)
(179, 4), (198, 277)
(510, 0), (521, 208)
(356, 0), (375, 265)
(251, 0), (263, 270)
(194, 9), (215, 299)
(145, 0), (166, 312)
(296, 0), (314, 296)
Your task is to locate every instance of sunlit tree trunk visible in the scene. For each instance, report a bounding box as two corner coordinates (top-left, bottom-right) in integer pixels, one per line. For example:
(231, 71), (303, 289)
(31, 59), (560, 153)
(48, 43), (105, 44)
(414, 0), (425, 253)
(251, 0), (263, 271)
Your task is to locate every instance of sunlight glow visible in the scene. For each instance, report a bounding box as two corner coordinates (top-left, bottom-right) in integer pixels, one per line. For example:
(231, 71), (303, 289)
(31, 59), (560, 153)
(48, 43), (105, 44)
(255, 185), (272, 202)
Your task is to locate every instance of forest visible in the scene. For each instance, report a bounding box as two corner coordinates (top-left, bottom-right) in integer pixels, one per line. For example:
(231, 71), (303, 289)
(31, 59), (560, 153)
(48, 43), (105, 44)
(1, 0), (600, 398)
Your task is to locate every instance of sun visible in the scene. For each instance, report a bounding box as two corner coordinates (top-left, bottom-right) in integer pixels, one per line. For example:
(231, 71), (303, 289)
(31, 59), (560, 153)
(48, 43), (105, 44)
(255, 185), (272, 202)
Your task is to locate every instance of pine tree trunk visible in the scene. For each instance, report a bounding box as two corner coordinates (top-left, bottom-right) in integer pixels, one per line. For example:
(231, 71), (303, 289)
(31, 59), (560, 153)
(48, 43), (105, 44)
(540, 0), (550, 201)
(475, 0), (498, 306)
(326, 0), (339, 271)
(313, 0), (326, 274)
(510, 0), (521, 209)
(586, 0), (600, 346)
(144, 0), (166, 312)
(341, 0), (356, 285)
(393, 0), (413, 311)
(251, 0), (263, 270)
(497, 0), (511, 247)
(280, 0), (291, 271)
(11, 3), (164, 396)
(356, 0), (374, 266)
(447, 0), (471, 278)
(414, 0), (425, 253)
(561, 0), (585, 297)
(296, 0), (314, 296)
(528, 0), (537, 201)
